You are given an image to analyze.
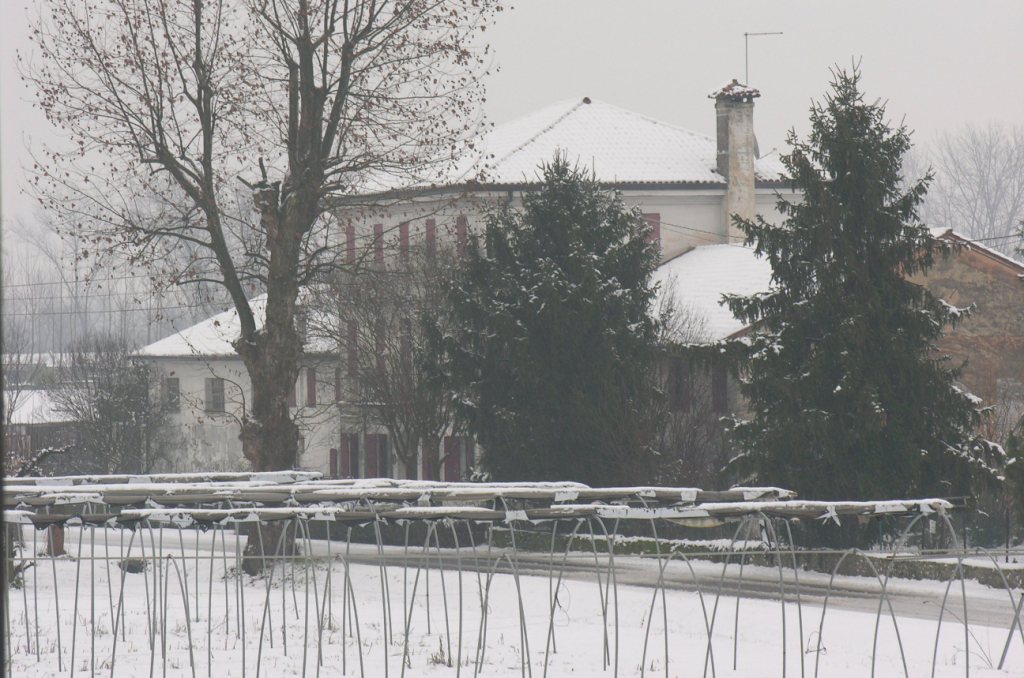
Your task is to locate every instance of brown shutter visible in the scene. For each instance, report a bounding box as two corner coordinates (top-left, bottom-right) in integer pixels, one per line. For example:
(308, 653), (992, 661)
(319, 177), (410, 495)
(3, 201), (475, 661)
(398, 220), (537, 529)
(287, 375), (296, 408)
(306, 367), (317, 407)
(456, 215), (467, 255)
(346, 223), (356, 264)
(425, 218), (437, 259)
(373, 223), (384, 263)
(399, 221), (409, 262)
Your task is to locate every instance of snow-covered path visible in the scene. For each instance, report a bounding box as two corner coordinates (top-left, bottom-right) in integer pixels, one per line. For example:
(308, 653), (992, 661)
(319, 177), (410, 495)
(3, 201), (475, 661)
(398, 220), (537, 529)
(5, 526), (1024, 676)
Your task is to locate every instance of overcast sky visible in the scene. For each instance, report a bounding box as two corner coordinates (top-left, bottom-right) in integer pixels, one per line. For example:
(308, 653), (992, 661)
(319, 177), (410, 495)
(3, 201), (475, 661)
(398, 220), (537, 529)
(2, 0), (1023, 232)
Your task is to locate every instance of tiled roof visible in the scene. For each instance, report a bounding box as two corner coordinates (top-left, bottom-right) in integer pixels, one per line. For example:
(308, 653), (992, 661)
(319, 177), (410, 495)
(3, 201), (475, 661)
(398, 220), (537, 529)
(453, 97), (786, 187)
(652, 244), (773, 342)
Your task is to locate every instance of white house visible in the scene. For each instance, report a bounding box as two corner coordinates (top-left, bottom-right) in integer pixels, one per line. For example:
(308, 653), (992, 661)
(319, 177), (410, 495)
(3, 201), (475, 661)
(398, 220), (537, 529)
(138, 80), (793, 478)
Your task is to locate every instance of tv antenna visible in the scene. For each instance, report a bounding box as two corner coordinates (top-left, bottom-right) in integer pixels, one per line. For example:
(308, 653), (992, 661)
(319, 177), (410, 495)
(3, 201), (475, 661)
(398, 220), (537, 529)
(744, 31), (783, 84)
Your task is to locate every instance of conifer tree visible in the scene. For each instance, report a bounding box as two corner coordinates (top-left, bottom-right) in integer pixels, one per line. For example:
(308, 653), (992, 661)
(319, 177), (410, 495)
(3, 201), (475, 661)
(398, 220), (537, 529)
(725, 68), (1003, 500)
(429, 157), (663, 485)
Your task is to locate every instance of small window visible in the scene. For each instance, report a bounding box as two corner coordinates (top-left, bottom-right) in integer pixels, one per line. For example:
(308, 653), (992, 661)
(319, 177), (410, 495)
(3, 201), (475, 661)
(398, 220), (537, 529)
(163, 377), (180, 411)
(204, 377), (225, 413)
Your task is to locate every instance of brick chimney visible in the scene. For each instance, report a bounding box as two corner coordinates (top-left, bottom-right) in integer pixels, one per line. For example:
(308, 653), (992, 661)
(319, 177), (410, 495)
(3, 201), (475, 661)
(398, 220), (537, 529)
(711, 80), (760, 243)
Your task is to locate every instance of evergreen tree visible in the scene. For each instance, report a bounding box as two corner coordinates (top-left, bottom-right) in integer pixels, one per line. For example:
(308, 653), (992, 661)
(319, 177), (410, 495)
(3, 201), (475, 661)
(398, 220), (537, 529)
(725, 68), (1003, 500)
(429, 157), (663, 485)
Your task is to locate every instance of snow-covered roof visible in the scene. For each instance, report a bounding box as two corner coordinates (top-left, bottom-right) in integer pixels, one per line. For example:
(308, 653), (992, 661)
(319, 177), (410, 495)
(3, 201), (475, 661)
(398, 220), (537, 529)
(930, 228), (1024, 273)
(443, 97), (786, 188)
(4, 390), (76, 425)
(137, 294), (336, 358)
(653, 245), (773, 342)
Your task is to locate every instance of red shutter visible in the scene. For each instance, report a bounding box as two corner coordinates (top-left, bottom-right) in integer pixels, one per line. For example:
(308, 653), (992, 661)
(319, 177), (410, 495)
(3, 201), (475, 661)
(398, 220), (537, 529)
(346, 223), (356, 264)
(329, 448), (339, 478)
(425, 219), (437, 258)
(306, 367), (317, 406)
(399, 221), (409, 262)
(643, 213), (661, 249)
(443, 436), (460, 481)
(455, 215), (467, 255)
(373, 223), (384, 263)
(339, 435), (354, 478)
(365, 434), (379, 477)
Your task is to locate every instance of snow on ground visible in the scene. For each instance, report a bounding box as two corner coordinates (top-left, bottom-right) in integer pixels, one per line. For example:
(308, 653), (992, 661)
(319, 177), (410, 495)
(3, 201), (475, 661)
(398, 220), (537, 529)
(5, 526), (1023, 677)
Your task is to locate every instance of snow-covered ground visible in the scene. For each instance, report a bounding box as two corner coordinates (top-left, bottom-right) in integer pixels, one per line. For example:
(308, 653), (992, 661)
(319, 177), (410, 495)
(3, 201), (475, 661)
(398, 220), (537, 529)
(5, 526), (1023, 677)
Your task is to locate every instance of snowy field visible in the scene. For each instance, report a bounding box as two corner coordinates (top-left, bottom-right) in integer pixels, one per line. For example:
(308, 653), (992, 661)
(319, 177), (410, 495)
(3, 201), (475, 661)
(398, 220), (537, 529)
(5, 525), (1024, 677)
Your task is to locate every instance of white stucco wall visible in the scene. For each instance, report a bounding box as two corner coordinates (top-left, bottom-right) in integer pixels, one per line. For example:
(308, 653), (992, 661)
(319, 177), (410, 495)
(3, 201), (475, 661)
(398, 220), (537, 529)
(148, 356), (339, 474)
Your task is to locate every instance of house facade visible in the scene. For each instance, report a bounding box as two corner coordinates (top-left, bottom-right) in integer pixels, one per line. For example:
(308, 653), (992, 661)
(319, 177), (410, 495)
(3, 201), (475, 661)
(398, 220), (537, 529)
(139, 80), (799, 478)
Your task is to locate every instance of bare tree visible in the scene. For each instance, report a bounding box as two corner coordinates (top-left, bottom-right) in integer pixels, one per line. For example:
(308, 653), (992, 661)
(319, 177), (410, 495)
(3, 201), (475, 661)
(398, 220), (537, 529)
(923, 124), (1024, 253)
(310, 241), (460, 478)
(47, 335), (173, 475)
(27, 0), (500, 478)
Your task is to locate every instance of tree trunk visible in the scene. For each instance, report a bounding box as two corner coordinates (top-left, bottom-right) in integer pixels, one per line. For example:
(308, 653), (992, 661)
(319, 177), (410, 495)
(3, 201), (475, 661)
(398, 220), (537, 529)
(423, 435), (443, 481)
(234, 179), (309, 573)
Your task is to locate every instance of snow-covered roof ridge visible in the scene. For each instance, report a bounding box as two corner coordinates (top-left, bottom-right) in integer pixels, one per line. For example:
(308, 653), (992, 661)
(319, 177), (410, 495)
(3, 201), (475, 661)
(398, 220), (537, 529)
(457, 97), (787, 187)
(931, 227), (1024, 273)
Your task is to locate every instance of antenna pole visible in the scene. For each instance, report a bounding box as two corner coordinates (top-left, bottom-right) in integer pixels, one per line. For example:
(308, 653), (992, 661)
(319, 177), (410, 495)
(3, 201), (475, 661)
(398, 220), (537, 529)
(743, 31), (783, 84)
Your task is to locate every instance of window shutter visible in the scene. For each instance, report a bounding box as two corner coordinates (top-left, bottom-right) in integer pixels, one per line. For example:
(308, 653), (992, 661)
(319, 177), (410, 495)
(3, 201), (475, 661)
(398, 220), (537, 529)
(443, 436), (460, 481)
(334, 366), (342, 402)
(455, 215), (468, 255)
(306, 367), (317, 407)
(287, 376), (296, 408)
(364, 433), (379, 477)
(425, 219), (437, 259)
(373, 223), (384, 263)
(399, 221), (409, 262)
(329, 448), (339, 478)
(345, 223), (356, 264)
(204, 378), (213, 411)
(420, 442), (432, 481)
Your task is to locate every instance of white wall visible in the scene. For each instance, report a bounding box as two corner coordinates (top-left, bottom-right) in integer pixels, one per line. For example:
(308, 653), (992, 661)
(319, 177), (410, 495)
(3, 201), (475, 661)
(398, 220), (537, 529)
(149, 356), (339, 474)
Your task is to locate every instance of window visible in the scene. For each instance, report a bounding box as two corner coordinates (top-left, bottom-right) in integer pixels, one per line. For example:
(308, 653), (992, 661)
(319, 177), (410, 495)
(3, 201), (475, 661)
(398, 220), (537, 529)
(340, 433), (360, 478)
(668, 358), (692, 413)
(643, 213), (661, 250)
(306, 367), (317, 407)
(163, 377), (180, 411)
(364, 433), (389, 477)
(444, 436), (473, 481)
(204, 377), (225, 413)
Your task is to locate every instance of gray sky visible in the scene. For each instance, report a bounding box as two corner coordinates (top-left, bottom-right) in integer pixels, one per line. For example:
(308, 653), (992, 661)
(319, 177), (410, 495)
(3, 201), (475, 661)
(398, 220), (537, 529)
(3, 0), (1023, 230)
